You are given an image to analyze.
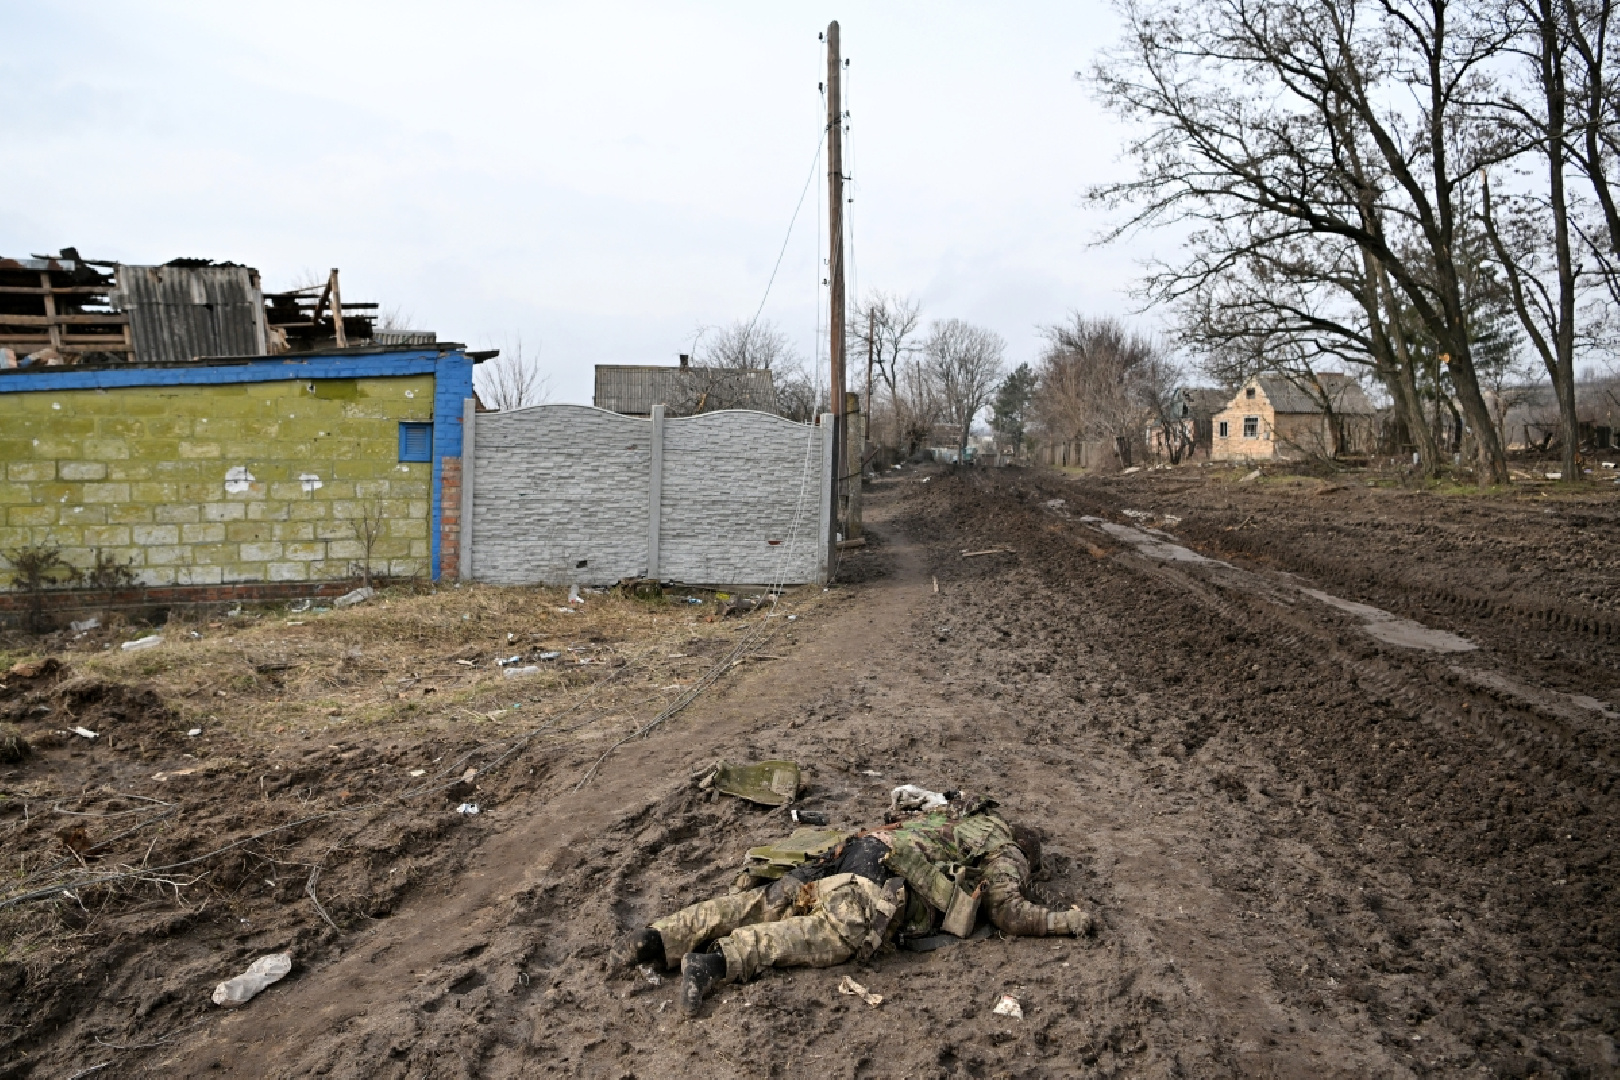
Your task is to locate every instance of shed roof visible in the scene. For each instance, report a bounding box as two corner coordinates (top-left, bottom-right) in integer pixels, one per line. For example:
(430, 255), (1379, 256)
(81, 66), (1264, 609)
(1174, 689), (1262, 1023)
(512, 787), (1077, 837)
(1177, 387), (1232, 419)
(593, 364), (777, 416)
(1249, 373), (1377, 415)
(114, 264), (267, 363)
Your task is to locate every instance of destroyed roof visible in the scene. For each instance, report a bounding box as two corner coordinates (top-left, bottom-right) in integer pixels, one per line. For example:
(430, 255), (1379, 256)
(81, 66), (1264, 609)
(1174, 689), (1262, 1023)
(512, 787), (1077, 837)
(1175, 387), (1232, 419)
(1251, 374), (1377, 415)
(594, 364), (778, 416)
(115, 264), (267, 364)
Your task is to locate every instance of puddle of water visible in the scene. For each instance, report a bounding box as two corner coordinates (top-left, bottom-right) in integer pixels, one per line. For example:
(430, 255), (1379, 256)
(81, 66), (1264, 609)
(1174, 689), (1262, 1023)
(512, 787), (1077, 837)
(1300, 588), (1477, 653)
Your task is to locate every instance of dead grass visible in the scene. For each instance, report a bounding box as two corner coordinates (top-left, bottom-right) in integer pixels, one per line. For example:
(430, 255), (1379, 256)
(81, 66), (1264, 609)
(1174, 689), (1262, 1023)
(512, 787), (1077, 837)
(34, 582), (812, 751)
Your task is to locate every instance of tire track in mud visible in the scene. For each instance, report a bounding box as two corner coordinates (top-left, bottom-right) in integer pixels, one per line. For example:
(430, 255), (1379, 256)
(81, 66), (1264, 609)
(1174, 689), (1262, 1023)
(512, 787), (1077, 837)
(905, 470), (1619, 1078)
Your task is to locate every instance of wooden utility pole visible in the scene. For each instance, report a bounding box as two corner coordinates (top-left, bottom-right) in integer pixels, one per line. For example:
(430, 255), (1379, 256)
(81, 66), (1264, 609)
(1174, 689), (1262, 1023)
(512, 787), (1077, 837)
(329, 269), (347, 348)
(826, 20), (846, 573)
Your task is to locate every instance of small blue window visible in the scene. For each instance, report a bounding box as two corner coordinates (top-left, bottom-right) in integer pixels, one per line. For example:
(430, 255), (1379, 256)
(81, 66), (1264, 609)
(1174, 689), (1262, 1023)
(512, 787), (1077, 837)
(399, 422), (433, 462)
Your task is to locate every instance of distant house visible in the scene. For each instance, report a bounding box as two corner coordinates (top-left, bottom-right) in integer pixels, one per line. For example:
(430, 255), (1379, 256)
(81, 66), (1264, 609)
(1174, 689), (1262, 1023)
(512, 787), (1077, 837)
(1151, 387), (1232, 461)
(1211, 374), (1378, 462)
(593, 356), (777, 417)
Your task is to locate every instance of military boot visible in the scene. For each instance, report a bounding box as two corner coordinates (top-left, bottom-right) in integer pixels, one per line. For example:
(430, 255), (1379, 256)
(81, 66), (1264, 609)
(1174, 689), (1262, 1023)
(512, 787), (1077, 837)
(678, 951), (726, 1017)
(609, 928), (666, 975)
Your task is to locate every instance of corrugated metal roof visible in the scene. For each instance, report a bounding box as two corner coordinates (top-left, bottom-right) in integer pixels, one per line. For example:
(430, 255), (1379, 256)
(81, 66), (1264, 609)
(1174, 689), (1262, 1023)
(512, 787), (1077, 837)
(114, 264), (266, 363)
(594, 364), (777, 416)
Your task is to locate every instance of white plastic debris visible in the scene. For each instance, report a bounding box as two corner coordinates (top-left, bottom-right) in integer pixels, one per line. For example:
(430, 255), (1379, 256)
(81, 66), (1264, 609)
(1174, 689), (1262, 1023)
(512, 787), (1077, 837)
(287, 598), (313, 613)
(70, 726), (97, 740)
(121, 635), (163, 651)
(891, 784), (948, 812)
(860, 769), (883, 778)
(502, 665), (541, 679)
(456, 803), (481, 815)
(495, 655), (524, 666)
(69, 617), (100, 633)
(837, 976), (883, 1006)
(212, 953), (293, 1007)
(333, 587), (375, 609)
(1239, 469), (1262, 483)
(408, 768), (426, 777)
(567, 584), (583, 605)
(993, 994), (1023, 1020)
(187, 728), (203, 737)
(537, 651), (561, 661)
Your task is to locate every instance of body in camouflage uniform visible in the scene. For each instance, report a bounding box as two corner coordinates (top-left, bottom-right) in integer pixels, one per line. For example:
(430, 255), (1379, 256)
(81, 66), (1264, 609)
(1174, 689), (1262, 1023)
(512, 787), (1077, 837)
(622, 801), (1091, 1015)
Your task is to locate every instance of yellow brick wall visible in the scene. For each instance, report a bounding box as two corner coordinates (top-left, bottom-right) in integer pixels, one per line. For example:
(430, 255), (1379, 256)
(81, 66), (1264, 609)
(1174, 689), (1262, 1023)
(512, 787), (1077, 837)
(0, 376), (434, 586)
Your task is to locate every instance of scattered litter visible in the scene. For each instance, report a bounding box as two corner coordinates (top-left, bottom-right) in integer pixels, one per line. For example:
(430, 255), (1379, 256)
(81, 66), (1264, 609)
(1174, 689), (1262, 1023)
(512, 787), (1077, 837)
(961, 548), (1013, 558)
(495, 655), (524, 666)
(694, 760), (802, 806)
(286, 621), (305, 627)
(1121, 466), (1141, 475)
(287, 599), (313, 613)
(1545, 471), (1562, 480)
(456, 803), (481, 815)
(461, 767), (477, 782)
(1239, 469), (1262, 483)
(409, 768), (426, 777)
(554, 607), (577, 615)
(838, 976), (883, 1007)
(121, 635), (163, 651)
(189, 630), (202, 639)
(212, 953), (293, 1007)
(502, 665), (541, 679)
(567, 585), (583, 605)
(455, 659), (475, 667)
(993, 994), (1023, 1020)
(70, 726), (97, 740)
(684, 596), (704, 604)
(1160, 514), (1182, 526)
(153, 769), (196, 781)
(537, 651), (561, 660)
(791, 808), (829, 826)
(333, 587), (375, 608)
(787, 615), (797, 621)
(1602, 461), (1616, 469)
(919, 476), (931, 483)
(891, 784), (948, 812)
(639, 964), (663, 986)
(1044, 498), (1066, 509)
(860, 769), (883, 778)
(187, 728), (202, 737)
(1122, 509), (1150, 520)
(69, 617), (100, 633)
(932, 577), (939, 594)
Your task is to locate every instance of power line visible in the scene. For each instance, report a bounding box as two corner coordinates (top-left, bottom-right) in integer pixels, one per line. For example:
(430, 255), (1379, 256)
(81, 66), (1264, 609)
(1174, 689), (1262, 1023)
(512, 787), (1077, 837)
(744, 123), (829, 347)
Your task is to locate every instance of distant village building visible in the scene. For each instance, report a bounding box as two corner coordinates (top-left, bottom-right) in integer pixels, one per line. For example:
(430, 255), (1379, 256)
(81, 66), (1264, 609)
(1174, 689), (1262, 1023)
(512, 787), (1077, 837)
(1491, 378), (1620, 451)
(593, 356), (776, 417)
(1150, 387), (1231, 461)
(1211, 374), (1378, 462)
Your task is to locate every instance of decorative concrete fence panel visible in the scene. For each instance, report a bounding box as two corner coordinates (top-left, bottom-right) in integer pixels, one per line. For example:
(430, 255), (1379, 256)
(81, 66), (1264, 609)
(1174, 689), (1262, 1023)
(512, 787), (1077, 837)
(461, 404), (829, 587)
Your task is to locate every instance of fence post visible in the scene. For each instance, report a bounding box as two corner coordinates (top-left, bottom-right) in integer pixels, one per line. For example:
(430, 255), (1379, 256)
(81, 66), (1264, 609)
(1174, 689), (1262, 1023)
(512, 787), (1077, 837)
(818, 412), (836, 584)
(459, 398), (476, 582)
(647, 404), (665, 579)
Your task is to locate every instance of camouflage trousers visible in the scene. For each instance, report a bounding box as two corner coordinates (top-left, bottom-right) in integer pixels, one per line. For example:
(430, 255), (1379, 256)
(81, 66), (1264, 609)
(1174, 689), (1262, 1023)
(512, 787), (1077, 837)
(652, 873), (902, 983)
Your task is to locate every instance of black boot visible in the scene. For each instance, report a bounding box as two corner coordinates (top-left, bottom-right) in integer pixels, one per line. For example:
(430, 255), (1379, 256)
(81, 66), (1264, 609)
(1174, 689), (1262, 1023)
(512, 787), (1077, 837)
(609, 928), (666, 976)
(678, 951), (726, 1017)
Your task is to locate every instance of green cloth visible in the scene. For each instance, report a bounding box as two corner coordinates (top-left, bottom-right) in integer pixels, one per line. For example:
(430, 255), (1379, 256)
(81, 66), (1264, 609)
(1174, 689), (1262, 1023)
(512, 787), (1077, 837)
(743, 827), (849, 880)
(712, 760), (802, 806)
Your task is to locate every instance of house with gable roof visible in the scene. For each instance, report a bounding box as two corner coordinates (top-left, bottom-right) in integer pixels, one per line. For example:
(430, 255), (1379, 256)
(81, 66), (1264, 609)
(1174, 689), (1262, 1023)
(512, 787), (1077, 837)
(1211, 373), (1379, 462)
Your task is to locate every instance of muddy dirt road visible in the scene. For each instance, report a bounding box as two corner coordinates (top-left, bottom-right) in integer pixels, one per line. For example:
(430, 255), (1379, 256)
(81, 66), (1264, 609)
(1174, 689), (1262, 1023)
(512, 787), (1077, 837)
(9, 468), (1619, 1078)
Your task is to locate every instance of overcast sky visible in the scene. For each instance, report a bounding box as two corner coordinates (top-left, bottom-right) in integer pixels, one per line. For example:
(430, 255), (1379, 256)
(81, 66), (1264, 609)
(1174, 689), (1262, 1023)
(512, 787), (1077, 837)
(0, 2), (1164, 404)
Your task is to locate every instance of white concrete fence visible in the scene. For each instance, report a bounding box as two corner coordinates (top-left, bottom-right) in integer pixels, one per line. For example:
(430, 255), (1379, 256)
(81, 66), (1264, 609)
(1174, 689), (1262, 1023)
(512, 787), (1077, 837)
(458, 403), (832, 587)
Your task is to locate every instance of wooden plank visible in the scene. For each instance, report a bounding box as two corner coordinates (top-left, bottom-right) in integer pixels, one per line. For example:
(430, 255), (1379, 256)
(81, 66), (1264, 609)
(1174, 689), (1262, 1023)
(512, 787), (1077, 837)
(0, 285), (114, 295)
(0, 313), (129, 326)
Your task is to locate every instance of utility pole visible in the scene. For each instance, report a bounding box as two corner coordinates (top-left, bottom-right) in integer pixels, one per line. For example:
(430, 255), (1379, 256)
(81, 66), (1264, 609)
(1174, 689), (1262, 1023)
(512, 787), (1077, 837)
(825, 19), (846, 576)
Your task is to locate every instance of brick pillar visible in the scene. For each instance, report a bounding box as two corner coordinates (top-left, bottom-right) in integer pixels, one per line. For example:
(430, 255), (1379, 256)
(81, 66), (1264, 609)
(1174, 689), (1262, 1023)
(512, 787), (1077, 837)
(439, 456), (461, 582)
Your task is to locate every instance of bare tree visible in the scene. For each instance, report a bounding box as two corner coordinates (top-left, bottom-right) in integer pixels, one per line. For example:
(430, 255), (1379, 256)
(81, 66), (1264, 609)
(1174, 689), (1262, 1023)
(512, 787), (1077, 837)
(1090, 0), (1521, 484)
(696, 319), (799, 371)
(475, 338), (551, 412)
(1034, 315), (1170, 468)
(849, 292), (924, 450)
(925, 320), (1005, 462)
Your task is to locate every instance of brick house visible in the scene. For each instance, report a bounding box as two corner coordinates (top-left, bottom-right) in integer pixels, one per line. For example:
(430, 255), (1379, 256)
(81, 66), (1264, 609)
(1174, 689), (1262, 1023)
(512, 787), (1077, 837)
(0, 346), (478, 625)
(1211, 374), (1378, 462)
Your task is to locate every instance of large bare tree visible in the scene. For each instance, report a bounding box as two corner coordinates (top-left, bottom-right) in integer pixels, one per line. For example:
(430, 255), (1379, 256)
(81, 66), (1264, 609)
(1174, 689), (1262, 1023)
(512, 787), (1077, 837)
(1034, 315), (1171, 468)
(848, 291), (924, 451)
(924, 319), (1006, 461)
(1091, 0), (1520, 483)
